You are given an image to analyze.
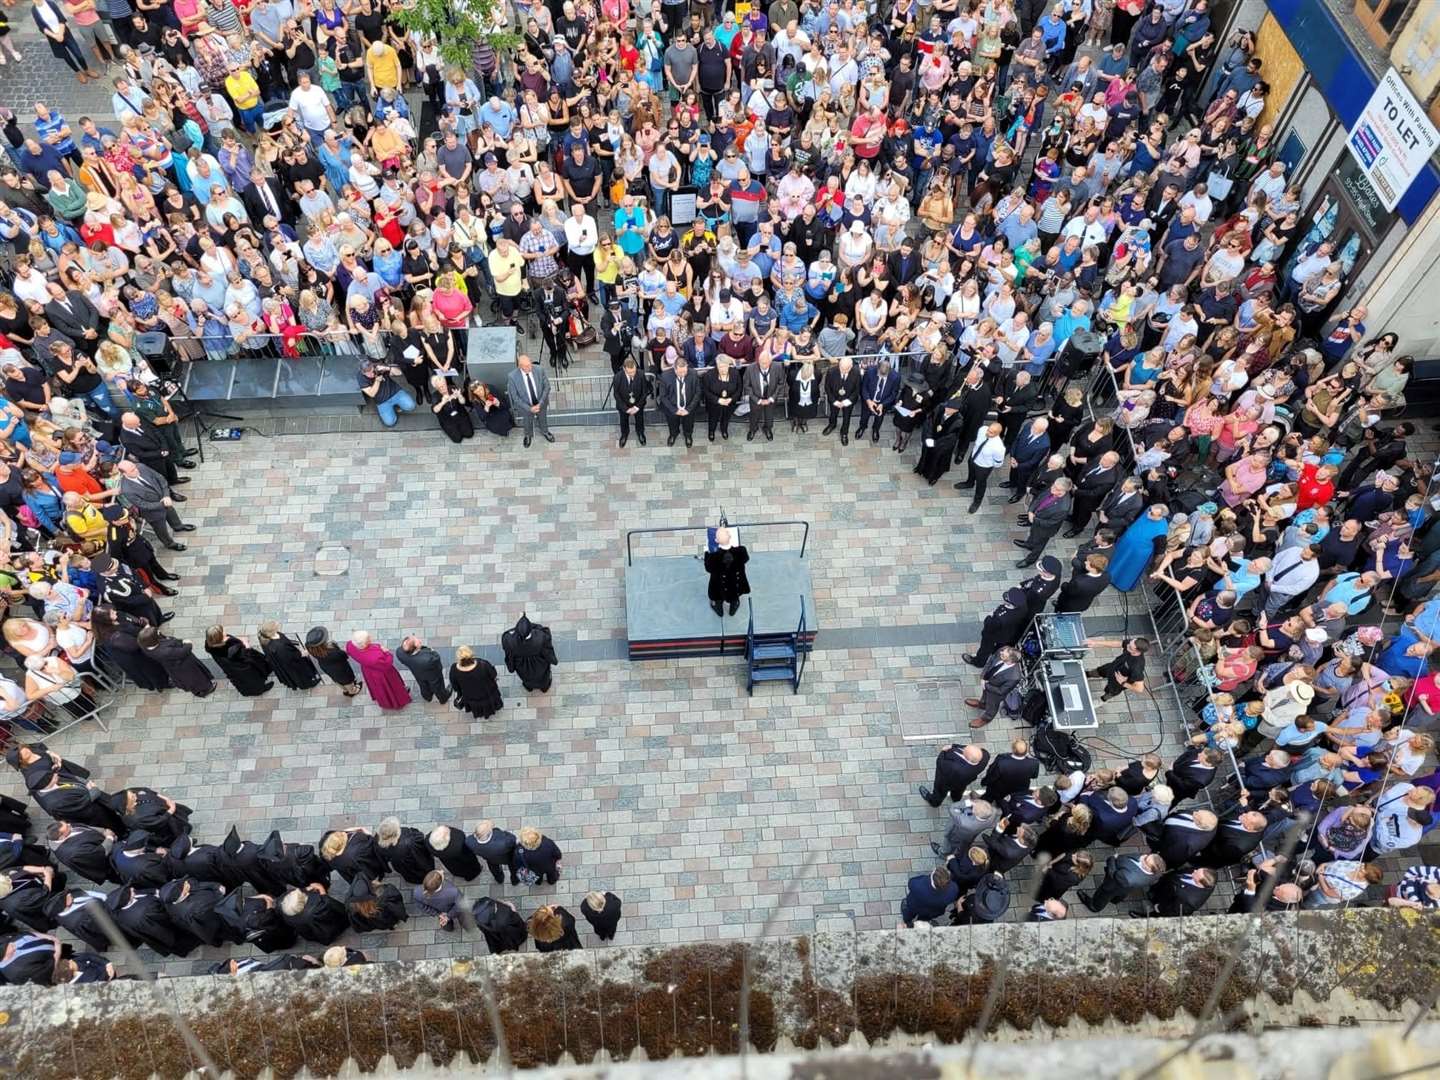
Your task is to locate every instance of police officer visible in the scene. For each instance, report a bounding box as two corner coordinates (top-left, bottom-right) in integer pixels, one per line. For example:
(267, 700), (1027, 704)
(963, 587), (1029, 668)
(1018, 555), (1062, 619)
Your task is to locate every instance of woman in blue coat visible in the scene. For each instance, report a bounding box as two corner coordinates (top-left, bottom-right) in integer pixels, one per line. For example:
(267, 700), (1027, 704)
(1108, 504), (1171, 592)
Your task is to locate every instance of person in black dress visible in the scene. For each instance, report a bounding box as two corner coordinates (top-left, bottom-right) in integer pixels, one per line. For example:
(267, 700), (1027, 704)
(396, 341), (432, 405)
(703, 526), (750, 617)
(427, 824), (482, 881)
(501, 614), (558, 692)
(580, 890), (622, 940)
(514, 827), (562, 885)
(204, 626), (274, 697)
(1047, 386), (1087, 449)
(472, 896), (527, 954)
(914, 399), (965, 485)
(889, 380), (934, 453)
(345, 875), (409, 932)
(257, 622), (322, 690)
(702, 355), (744, 440)
(449, 646), (504, 719)
(304, 626), (362, 696)
(279, 884), (349, 944)
(430, 375), (475, 442)
(467, 381), (515, 436)
(529, 904), (582, 951)
(92, 607), (170, 691)
(138, 627), (215, 697)
(375, 816), (435, 884)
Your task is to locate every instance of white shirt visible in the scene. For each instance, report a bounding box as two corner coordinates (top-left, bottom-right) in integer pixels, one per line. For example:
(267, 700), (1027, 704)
(289, 84), (333, 132)
(970, 431), (1006, 469)
(563, 214), (598, 256)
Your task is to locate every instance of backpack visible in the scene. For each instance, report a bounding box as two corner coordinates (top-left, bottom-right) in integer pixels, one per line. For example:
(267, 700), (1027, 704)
(1033, 721), (1092, 774)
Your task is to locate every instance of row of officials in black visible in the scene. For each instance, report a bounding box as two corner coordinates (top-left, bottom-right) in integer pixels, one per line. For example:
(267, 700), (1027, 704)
(610, 355), (875, 447)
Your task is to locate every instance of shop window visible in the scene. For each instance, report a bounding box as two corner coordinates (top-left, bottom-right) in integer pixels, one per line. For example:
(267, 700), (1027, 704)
(1353, 0), (1421, 48)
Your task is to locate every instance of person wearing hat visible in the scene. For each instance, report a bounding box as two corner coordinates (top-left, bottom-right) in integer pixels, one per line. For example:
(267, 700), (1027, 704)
(954, 871), (1010, 925)
(304, 626), (362, 697)
(1017, 555), (1063, 618)
(967, 645), (1023, 729)
(702, 526), (749, 618)
(912, 395), (964, 486)
(964, 588), (1030, 669)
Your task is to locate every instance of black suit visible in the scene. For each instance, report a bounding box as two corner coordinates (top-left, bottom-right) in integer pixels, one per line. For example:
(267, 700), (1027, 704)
(43, 292), (102, 352)
(240, 178), (288, 224)
(1165, 747), (1216, 803)
(1087, 853), (1162, 911)
(1036, 852), (1087, 902)
(822, 364), (862, 439)
(1192, 817), (1264, 868)
(980, 752), (1040, 805)
(1151, 813), (1217, 869)
(1098, 487), (1143, 534)
(702, 366), (743, 438)
(612, 369), (649, 442)
(923, 745), (991, 806)
(949, 379), (993, 464)
(1148, 869), (1215, 916)
(118, 421), (177, 482)
(658, 367), (700, 442)
(1068, 463), (1119, 531)
(1020, 492), (1072, 559)
(51, 826), (115, 885)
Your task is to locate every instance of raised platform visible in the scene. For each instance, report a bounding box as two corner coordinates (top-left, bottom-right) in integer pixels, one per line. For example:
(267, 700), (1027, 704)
(625, 550), (817, 660)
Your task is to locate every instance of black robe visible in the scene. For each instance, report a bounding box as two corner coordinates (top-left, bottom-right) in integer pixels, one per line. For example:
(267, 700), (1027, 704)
(320, 830), (387, 884)
(52, 826), (115, 885)
(45, 891), (113, 951)
(345, 876), (408, 932)
(534, 906), (582, 952)
(580, 892), (622, 940)
(0, 869), (62, 931)
(259, 830), (330, 890)
(449, 660), (503, 719)
(0, 933), (60, 984)
(262, 635), (322, 690)
(222, 828), (292, 896)
(170, 834), (247, 890)
(282, 891), (349, 944)
(703, 545), (751, 606)
(0, 837), (50, 873)
(0, 793), (30, 836)
(214, 889), (296, 953)
(160, 878), (236, 947)
(104, 887), (198, 956)
(205, 637), (274, 697)
(378, 827), (435, 885)
(110, 788), (192, 845)
(97, 627), (171, 690)
(428, 826), (481, 880)
(472, 897), (527, 954)
(214, 954), (318, 974)
(501, 615), (558, 692)
(8, 745), (86, 796)
(110, 836), (182, 889)
(311, 642), (358, 687)
(914, 408), (964, 483)
(33, 781), (124, 831)
(143, 638), (215, 697)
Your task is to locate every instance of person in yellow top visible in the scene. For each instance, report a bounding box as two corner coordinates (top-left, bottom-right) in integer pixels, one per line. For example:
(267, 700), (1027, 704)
(365, 40), (402, 95)
(487, 236), (525, 325)
(594, 236), (622, 309)
(225, 64), (265, 133)
(61, 492), (107, 547)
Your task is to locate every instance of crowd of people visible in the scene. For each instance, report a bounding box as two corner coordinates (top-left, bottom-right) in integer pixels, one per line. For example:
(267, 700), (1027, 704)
(0, 0), (1432, 971)
(0, 741), (621, 984)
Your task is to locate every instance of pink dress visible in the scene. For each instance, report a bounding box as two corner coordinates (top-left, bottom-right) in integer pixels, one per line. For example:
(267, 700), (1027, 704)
(345, 642), (412, 710)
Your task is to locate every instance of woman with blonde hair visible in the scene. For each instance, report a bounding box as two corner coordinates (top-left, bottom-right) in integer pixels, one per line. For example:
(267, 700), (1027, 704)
(449, 645), (503, 719)
(580, 889), (622, 940)
(318, 825), (385, 883)
(528, 903), (582, 952)
(258, 621), (321, 691)
(513, 825), (563, 885)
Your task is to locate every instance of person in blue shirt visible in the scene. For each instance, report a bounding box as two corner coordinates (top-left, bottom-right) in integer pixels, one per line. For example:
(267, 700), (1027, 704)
(33, 104), (79, 166)
(1037, 7), (1068, 69)
(17, 139), (65, 189)
(779, 294), (818, 334)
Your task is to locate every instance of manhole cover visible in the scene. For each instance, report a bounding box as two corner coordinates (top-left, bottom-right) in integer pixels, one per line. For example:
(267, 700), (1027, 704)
(314, 545), (351, 577)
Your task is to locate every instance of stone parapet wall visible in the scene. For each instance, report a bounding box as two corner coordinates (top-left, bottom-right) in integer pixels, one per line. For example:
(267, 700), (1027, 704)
(2, 908), (1437, 1077)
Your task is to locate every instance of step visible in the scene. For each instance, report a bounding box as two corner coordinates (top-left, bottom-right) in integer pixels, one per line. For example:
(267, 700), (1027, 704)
(750, 666), (796, 681)
(751, 644), (797, 662)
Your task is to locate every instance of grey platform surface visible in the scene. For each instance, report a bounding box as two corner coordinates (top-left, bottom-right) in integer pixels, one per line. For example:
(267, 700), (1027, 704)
(625, 550), (815, 645)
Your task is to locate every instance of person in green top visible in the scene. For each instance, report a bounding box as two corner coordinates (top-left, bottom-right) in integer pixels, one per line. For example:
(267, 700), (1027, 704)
(43, 171), (87, 221)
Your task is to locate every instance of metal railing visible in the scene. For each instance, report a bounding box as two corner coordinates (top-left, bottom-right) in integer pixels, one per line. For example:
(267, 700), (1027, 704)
(168, 327), (371, 362)
(625, 520), (811, 566)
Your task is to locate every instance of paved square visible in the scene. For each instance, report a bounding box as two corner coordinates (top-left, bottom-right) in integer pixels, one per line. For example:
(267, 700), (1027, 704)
(48, 421), (1187, 973)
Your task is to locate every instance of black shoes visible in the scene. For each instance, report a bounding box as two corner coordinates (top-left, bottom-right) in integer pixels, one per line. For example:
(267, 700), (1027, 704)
(1015, 557), (1037, 568)
(637, 432), (647, 446)
(159, 611), (176, 623)
(524, 436), (532, 447)
(953, 482), (973, 490)
(178, 460), (197, 469)
(929, 840), (944, 856)
(176, 524), (196, 533)
(728, 600), (739, 615)
(919, 786), (936, 804)
(667, 434), (678, 446)
(822, 423), (837, 436)
(710, 601), (723, 616)
(152, 584), (178, 597)
(840, 431), (849, 445)
(170, 492), (187, 503)
(165, 543), (187, 551)
(721, 429), (730, 440)
(619, 434), (628, 448)
(172, 476), (191, 485)
(684, 434), (693, 448)
(542, 431), (555, 443)
(708, 432), (715, 442)
(967, 503), (981, 514)
(1062, 528), (1082, 538)
(1078, 891), (1099, 913)
(764, 427), (774, 441)
(962, 653), (982, 667)
(746, 430), (756, 441)
(1007, 493), (1024, 504)
(1012, 540), (1031, 549)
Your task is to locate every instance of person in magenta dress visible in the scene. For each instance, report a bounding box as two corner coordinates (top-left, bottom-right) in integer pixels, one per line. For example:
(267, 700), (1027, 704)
(344, 631), (412, 710)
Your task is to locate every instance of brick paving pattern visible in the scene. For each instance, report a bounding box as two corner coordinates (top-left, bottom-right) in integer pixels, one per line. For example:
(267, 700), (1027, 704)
(37, 422), (1193, 975)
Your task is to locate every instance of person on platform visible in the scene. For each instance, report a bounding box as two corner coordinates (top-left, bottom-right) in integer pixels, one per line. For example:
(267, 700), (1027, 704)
(473, 896), (528, 954)
(305, 626), (363, 698)
(345, 631), (412, 710)
(396, 636), (449, 704)
(703, 526), (750, 617)
(967, 645), (1023, 728)
(703, 355), (744, 441)
(580, 890), (622, 940)
(449, 646), (504, 719)
(501, 614), (559, 692)
(919, 742), (992, 807)
(822, 356), (862, 444)
(743, 351), (788, 441)
(204, 626), (274, 697)
(257, 623), (322, 691)
(964, 587), (1029, 667)
(659, 356), (701, 447)
(612, 356), (649, 448)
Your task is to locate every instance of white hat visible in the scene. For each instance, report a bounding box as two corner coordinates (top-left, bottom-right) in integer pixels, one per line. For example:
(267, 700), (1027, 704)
(1290, 682), (1315, 705)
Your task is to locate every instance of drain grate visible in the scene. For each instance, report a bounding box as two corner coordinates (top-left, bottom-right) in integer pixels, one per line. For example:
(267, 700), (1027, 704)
(313, 544), (351, 577)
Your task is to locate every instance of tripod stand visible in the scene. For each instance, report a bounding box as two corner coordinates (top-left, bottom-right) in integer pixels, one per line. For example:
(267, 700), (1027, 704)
(169, 382), (244, 464)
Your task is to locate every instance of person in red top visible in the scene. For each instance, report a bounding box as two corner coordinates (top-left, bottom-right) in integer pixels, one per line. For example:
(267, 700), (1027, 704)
(1296, 462), (1337, 511)
(849, 107), (886, 161)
